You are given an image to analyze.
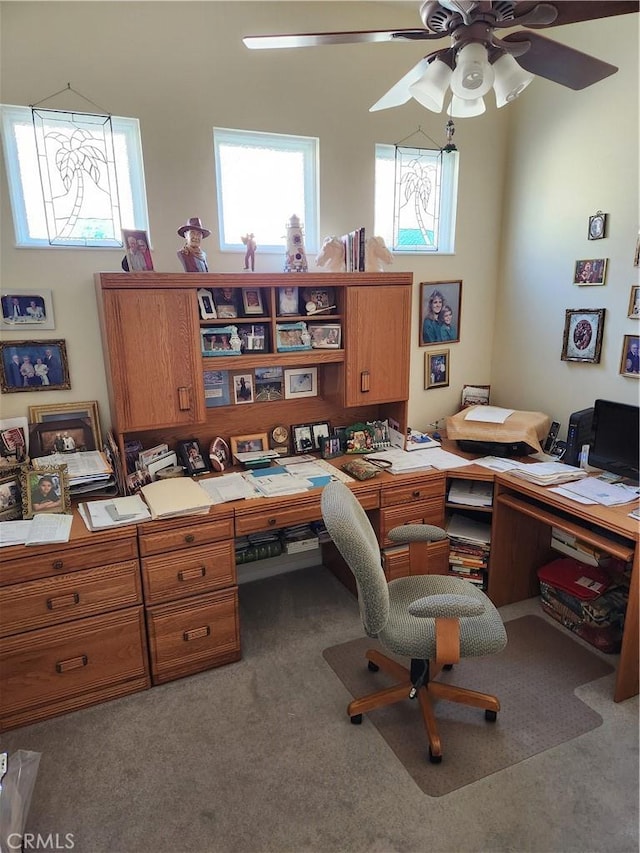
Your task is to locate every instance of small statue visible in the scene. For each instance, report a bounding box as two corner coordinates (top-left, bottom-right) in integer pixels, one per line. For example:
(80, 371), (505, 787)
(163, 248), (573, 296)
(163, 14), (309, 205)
(177, 217), (210, 273)
(316, 236), (346, 272)
(364, 236), (393, 272)
(241, 233), (257, 272)
(301, 323), (311, 348)
(284, 214), (308, 273)
(229, 327), (241, 352)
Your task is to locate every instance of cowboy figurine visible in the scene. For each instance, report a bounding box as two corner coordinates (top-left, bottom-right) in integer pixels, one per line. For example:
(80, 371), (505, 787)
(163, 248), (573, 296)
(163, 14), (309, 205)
(177, 216), (210, 272)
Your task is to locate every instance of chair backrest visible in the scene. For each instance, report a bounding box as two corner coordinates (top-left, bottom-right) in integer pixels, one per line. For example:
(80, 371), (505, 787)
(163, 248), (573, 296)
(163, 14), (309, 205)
(321, 481), (389, 636)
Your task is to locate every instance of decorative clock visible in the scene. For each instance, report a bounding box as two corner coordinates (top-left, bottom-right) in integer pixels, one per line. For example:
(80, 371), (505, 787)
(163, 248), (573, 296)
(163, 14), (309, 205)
(269, 424), (290, 455)
(588, 211), (607, 240)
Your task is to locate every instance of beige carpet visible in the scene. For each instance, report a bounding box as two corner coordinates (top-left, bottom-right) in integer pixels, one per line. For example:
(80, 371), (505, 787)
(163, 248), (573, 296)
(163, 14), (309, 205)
(322, 615), (614, 797)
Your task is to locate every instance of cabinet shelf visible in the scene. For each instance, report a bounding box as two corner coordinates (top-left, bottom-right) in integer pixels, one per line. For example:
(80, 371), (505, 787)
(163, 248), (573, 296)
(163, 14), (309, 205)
(201, 350), (344, 371)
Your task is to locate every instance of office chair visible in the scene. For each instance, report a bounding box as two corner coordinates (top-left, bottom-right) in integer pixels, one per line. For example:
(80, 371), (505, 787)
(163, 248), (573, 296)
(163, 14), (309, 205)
(321, 481), (507, 763)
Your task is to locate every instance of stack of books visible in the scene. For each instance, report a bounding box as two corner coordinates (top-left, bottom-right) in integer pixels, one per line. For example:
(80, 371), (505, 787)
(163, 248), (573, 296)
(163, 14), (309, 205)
(446, 513), (491, 589)
(341, 226), (365, 272)
(235, 531), (283, 564)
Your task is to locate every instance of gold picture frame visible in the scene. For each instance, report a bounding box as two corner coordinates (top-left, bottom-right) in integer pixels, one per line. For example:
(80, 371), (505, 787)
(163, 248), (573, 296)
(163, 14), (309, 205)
(21, 464), (71, 518)
(424, 349), (450, 389)
(28, 400), (102, 451)
(619, 334), (639, 377)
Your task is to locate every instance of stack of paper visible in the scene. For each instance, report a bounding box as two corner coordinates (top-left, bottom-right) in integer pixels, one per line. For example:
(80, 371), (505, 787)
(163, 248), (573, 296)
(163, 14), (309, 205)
(199, 473), (259, 504)
(248, 467), (312, 496)
(78, 495), (151, 531)
(140, 478), (214, 519)
(448, 480), (493, 507)
(34, 451), (116, 496)
(510, 462), (587, 486)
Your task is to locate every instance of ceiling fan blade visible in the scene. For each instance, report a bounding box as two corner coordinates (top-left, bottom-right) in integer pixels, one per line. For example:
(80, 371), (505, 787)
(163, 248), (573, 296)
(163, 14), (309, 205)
(503, 31), (618, 89)
(506, 1), (638, 29)
(243, 28), (442, 50)
(369, 57), (433, 112)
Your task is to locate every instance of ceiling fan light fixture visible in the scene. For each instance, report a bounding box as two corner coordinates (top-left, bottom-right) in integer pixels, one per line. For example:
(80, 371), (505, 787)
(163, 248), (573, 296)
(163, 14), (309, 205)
(408, 57), (452, 113)
(492, 53), (534, 108)
(447, 94), (486, 118)
(450, 42), (495, 99)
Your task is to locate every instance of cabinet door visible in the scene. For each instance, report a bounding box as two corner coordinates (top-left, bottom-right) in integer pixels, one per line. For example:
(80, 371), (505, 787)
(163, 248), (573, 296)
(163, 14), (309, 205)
(345, 285), (411, 406)
(102, 289), (205, 431)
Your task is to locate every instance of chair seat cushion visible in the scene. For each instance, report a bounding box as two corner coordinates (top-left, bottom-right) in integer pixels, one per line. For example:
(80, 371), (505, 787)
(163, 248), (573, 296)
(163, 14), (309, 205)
(380, 575), (507, 659)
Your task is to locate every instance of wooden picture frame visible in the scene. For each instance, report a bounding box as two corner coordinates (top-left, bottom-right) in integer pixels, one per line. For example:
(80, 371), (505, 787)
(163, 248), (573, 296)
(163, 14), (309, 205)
(310, 421), (331, 451)
(628, 286), (640, 319)
(177, 438), (210, 475)
(0, 466), (23, 521)
(0, 340), (70, 392)
(1, 288), (55, 331)
(419, 281), (461, 346)
(619, 334), (640, 377)
(291, 423), (315, 454)
(241, 288), (264, 316)
(561, 308), (605, 363)
(283, 367), (318, 400)
(573, 259), (607, 286)
(230, 432), (269, 457)
(425, 349), (450, 389)
(29, 418), (96, 457)
(197, 288), (217, 320)
(309, 323), (341, 349)
(29, 400), (102, 451)
(21, 464), (70, 518)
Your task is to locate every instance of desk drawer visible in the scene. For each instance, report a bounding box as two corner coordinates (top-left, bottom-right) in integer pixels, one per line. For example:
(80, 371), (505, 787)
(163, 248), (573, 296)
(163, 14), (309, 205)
(0, 608), (148, 723)
(383, 541), (450, 580)
(0, 537), (138, 586)
(235, 503), (321, 537)
(146, 588), (240, 684)
(380, 499), (445, 546)
(138, 517), (234, 557)
(0, 560), (141, 638)
(380, 477), (445, 507)
(141, 541), (235, 605)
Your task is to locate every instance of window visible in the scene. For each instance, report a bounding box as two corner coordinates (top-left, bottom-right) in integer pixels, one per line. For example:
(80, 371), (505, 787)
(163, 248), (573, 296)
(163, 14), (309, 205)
(213, 128), (318, 254)
(1, 105), (149, 247)
(375, 143), (458, 254)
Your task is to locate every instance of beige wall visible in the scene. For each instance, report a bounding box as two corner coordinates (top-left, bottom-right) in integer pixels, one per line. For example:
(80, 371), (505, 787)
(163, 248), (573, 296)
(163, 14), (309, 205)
(0, 2), (637, 443)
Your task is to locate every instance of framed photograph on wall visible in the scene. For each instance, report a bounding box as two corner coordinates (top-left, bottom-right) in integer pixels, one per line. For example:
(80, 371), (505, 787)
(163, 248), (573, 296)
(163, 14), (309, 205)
(573, 258), (607, 286)
(1, 289), (55, 331)
(0, 340), (70, 392)
(283, 367), (318, 400)
(619, 334), (639, 377)
(28, 400), (102, 452)
(561, 308), (605, 363)
(21, 464), (70, 518)
(424, 349), (450, 389)
(628, 286), (640, 319)
(587, 212), (607, 241)
(419, 281), (461, 346)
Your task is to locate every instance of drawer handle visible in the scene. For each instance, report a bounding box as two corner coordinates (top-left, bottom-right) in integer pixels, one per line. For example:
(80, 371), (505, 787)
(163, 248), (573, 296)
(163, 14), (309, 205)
(184, 534), (195, 543)
(183, 625), (211, 642)
(267, 518), (277, 527)
(178, 386), (191, 411)
(56, 654), (88, 673)
(52, 559), (64, 570)
(47, 592), (80, 610)
(178, 566), (206, 582)
(412, 490), (420, 498)
(360, 370), (370, 393)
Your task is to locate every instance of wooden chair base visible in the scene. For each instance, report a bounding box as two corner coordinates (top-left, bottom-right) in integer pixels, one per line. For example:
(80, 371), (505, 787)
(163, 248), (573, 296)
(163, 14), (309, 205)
(347, 648), (500, 763)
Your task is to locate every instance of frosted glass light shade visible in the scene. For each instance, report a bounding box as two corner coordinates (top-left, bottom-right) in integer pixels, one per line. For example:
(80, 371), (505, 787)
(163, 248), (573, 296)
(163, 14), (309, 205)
(447, 95), (486, 117)
(492, 53), (534, 108)
(450, 43), (495, 99)
(408, 59), (452, 113)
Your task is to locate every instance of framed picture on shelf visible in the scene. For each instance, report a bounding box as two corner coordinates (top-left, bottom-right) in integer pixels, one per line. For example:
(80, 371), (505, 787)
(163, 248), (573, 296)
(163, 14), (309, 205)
(461, 384), (490, 408)
(619, 334), (639, 377)
(1, 289), (55, 331)
(628, 286), (640, 319)
(309, 323), (341, 349)
(254, 366), (283, 402)
(230, 432), (269, 457)
(0, 467), (23, 521)
(278, 286), (299, 316)
(241, 288), (264, 316)
(419, 281), (461, 346)
(197, 288), (217, 320)
(291, 423), (314, 454)
(21, 464), (70, 518)
(121, 229), (153, 271)
(561, 308), (605, 363)
(233, 372), (255, 404)
(29, 418), (96, 456)
(283, 367), (318, 400)
(0, 340), (70, 392)
(425, 349), (450, 389)
(301, 287), (335, 315)
(203, 370), (230, 408)
(573, 258), (607, 286)
(276, 322), (312, 352)
(310, 421), (331, 451)
(28, 400), (102, 451)
(201, 326), (241, 356)
(177, 438), (210, 475)
(212, 288), (238, 319)
(239, 324), (267, 352)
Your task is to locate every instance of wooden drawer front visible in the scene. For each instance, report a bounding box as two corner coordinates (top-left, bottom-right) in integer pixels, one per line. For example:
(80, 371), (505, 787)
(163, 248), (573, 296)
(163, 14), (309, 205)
(235, 503), (321, 537)
(383, 541), (450, 581)
(147, 589), (240, 684)
(141, 541), (235, 605)
(0, 537), (138, 586)
(138, 517), (234, 557)
(0, 608), (148, 720)
(379, 499), (445, 546)
(0, 560), (142, 638)
(380, 477), (445, 507)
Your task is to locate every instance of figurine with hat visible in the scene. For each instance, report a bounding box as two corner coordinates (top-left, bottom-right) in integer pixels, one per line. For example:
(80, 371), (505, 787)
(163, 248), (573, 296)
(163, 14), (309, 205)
(177, 216), (210, 273)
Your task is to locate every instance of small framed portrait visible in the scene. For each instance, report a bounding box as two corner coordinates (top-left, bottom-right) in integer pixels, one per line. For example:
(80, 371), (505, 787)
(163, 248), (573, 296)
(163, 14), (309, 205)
(0, 422), (29, 467)
(197, 288), (217, 320)
(230, 432), (269, 457)
(201, 326), (241, 356)
(1, 289), (55, 331)
(0, 340), (70, 392)
(276, 322), (312, 352)
(284, 367), (318, 400)
(278, 286), (299, 316)
(241, 288), (264, 316)
(573, 258), (607, 286)
(425, 349), (450, 389)
(233, 372), (255, 404)
(628, 286), (640, 319)
(239, 324), (267, 352)
(29, 400), (102, 452)
(561, 308), (605, 363)
(177, 438), (210, 475)
(121, 229), (153, 271)
(301, 287), (336, 315)
(310, 421), (331, 451)
(619, 334), (640, 377)
(21, 465), (70, 518)
(587, 211), (607, 241)
(29, 418), (96, 457)
(309, 323), (341, 349)
(420, 281), (462, 346)
(213, 288), (238, 319)
(0, 467), (23, 521)
(461, 384), (490, 408)
(291, 423), (315, 454)
(254, 366), (283, 402)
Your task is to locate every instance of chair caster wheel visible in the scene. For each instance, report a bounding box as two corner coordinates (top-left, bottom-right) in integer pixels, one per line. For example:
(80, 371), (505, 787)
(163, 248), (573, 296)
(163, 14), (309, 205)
(443, 664), (453, 670)
(367, 661), (379, 672)
(485, 709), (497, 722)
(429, 748), (442, 764)
(350, 714), (363, 725)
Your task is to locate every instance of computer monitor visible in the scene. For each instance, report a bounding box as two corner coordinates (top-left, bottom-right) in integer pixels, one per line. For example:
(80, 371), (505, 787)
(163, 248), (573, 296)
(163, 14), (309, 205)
(588, 399), (639, 482)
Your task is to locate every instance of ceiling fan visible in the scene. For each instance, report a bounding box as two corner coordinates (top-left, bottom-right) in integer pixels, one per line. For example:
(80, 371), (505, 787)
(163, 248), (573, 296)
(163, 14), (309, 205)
(243, 1), (639, 117)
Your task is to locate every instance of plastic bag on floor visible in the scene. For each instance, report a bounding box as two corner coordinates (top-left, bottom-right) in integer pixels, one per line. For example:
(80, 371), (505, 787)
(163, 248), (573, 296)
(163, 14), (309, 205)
(0, 749), (41, 853)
